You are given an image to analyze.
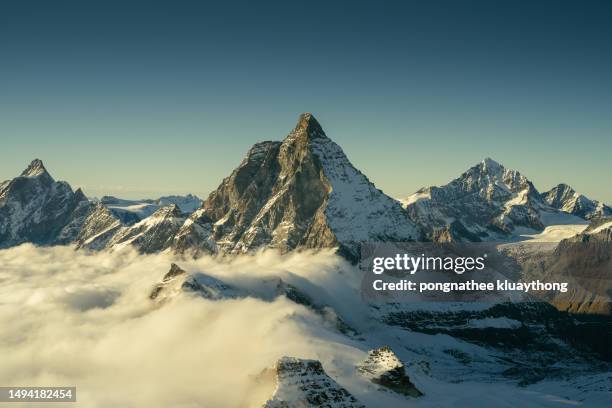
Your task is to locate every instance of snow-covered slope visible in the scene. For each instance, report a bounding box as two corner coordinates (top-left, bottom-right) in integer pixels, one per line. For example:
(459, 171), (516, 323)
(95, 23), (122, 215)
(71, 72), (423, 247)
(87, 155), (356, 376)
(173, 113), (420, 258)
(0, 159), (90, 247)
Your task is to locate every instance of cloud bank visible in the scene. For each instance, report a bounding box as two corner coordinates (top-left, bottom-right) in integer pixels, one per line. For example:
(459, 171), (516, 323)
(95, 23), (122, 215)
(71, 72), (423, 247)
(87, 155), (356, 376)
(0, 245), (365, 408)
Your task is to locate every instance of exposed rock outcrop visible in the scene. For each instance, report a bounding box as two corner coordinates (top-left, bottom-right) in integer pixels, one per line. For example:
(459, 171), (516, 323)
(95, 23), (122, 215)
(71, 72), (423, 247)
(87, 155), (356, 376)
(263, 357), (364, 408)
(358, 346), (422, 397)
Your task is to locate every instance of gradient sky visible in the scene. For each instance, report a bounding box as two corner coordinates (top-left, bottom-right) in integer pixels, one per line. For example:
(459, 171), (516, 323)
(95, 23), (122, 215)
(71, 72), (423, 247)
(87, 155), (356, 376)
(1, 0), (611, 202)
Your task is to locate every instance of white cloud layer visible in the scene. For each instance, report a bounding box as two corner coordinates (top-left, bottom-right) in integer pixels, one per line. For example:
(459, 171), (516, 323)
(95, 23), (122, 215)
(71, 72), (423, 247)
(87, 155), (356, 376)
(0, 245), (364, 408)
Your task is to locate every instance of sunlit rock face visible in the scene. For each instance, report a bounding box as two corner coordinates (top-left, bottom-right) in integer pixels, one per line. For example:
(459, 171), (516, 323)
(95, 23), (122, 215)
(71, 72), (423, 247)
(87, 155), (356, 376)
(263, 356), (365, 408)
(173, 113), (420, 259)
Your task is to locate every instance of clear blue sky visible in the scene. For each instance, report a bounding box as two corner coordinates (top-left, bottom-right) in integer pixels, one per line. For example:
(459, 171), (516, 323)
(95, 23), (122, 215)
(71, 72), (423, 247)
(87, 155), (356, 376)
(1, 0), (611, 202)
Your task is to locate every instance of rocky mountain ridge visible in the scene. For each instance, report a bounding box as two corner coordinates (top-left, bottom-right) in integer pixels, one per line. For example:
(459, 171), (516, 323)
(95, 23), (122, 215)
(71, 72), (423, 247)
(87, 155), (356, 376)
(402, 158), (604, 242)
(0, 159), (89, 248)
(543, 183), (611, 220)
(1, 114), (610, 253)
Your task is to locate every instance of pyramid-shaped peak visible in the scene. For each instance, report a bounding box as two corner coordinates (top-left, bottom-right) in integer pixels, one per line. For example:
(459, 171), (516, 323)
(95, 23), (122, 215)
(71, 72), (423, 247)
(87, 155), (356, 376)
(21, 159), (51, 179)
(477, 157), (510, 177)
(291, 112), (326, 139)
(553, 183), (573, 192)
(481, 157), (503, 168)
(153, 203), (183, 217)
(73, 188), (88, 203)
(163, 263), (187, 282)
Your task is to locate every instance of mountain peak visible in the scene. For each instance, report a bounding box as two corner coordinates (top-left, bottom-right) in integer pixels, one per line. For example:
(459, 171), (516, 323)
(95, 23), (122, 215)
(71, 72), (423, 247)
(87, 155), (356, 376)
(290, 112), (326, 139)
(153, 204), (183, 218)
(480, 157), (503, 171)
(21, 159), (51, 178)
(553, 183), (574, 192)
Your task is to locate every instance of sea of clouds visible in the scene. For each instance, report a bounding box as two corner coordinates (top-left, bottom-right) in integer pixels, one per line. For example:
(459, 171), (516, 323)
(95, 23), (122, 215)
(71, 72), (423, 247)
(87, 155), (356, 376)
(0, 244), (367, 408)
(4, 245), (609, 408)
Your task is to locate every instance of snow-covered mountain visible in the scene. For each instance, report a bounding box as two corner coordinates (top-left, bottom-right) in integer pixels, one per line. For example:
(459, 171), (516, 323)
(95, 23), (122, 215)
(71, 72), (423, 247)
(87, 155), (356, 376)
(5, 113), (423, 257)
(105, 204), (187, 253)
(1, 118), (607, 257)
(77, 114), (422, 258)
(402, 158), (586, 242)
(173, 113), (420, 259)
(542, 183), (611, 220)
(0, 159), (90, 248)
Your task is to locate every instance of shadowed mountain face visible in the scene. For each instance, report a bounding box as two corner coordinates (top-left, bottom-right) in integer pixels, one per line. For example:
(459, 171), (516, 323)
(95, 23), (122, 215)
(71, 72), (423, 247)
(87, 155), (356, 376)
(519, 225), (612, 315)
(0, 159), (90, 248)
(173, 113), (420, 258)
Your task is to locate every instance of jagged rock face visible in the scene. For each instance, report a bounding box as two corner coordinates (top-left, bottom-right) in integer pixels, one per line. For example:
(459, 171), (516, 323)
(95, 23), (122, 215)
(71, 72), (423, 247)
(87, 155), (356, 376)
(0, 159), (89, 248)
(263, 357), (364, 408)
(543, 183), (611, 220)
(106, 204), (187, 253)
(75, 203), (124, 250)
(358, 346), (422, 397)
(403, 158), (555, 241)
(174, 113), (419, 258)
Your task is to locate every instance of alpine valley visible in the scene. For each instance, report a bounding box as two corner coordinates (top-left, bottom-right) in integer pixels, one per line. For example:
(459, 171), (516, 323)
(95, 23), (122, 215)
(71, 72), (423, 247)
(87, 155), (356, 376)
(1, 113), (611, 407)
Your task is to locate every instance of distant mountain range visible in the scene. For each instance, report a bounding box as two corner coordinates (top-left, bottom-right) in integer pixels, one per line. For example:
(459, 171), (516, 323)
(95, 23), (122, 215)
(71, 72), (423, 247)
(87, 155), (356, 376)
(98, 194), (202, 224)
(401, 158), (610, 242)
(1, 113), (610, 254)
